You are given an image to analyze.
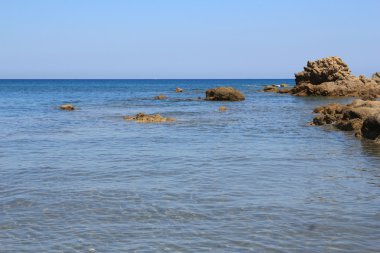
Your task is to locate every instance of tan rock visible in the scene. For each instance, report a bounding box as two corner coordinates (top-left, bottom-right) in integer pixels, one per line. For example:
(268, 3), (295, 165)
(372, 72), (380, 84)
(59, 104), (75, 111)
(311, 99), (380, 142)
(278, 89), (291, 94)
(218, 106), (227, 111)
(154, 94), (167, 100)
(175, 88), (183, 93)
(263, 85), (279, 92)
(124, 112), (175, 123)
(205, 87), (245, 101)
(292, 57), (380, 98)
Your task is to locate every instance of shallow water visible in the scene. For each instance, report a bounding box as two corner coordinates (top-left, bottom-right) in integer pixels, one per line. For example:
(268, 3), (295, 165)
(0, 79), (379, 252)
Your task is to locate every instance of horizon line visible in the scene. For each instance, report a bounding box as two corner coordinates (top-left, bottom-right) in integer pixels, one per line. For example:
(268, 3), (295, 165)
(0, 78), (295, 81)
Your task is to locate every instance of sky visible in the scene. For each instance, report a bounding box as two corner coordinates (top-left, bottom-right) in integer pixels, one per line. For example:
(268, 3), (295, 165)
(0, 0), (379, 79)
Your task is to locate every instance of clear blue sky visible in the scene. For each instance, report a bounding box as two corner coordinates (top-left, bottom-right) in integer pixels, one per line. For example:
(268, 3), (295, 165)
(1, 0), (379, 79)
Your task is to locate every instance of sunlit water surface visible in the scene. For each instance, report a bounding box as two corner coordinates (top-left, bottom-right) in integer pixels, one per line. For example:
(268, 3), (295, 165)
(0, 80), (379, 252)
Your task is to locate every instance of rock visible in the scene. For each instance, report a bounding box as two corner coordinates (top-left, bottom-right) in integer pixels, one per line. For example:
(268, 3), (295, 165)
(59, 104), (75, 111)
(292, 56), (380, 98)
(372, 72), (380, 84)
(124, 112), (175, 123)
(362, 113), (380, 141)
(154, 94), (167, 100)
(280, 83), (289, 87)
(218, 106), (227, 111)
(295, 56), (351, 85)
(311, 99), (380, 142)
(263, 85), (279, 92)
(205, 87), (245, 101)
(278, 89), (291, 94)
(175, 88), (183, 93)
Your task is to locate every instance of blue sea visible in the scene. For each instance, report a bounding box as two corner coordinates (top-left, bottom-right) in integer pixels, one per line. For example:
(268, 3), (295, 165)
(0, 79), (379, 252)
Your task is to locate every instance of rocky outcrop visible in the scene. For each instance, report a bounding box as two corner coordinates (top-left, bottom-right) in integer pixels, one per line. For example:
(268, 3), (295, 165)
(312, 99), (380, 142)
(295, 56), (351, 85)
(205, 87), (245, 101)
(154, 94), (167, 100)
(372, 72), (380, 84)
(124, 113), (175, 123)
(292, 57), (380, 99)
(59, 104), (75, 111)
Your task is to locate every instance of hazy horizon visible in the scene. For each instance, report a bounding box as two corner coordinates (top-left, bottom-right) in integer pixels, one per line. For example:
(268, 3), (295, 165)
(1, 0), (379, 79)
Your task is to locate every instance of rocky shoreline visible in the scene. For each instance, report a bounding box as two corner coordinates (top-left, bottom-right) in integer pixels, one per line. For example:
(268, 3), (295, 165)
(312, 99), (380, 143)
(286, 56), (380, 143)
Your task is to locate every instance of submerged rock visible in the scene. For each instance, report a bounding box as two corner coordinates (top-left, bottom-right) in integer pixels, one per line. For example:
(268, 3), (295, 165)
(124, 112), (175, 123)
(291, 56), (380, 98)
(263, 85), (279, 92)
(59, 104), (75, 111)
(311, 99), (380, 142)
(205, 87), (245, 101)
(154, 94), (167, 100)
(175, 87), (183, 93)
(218, 106), (227, 111)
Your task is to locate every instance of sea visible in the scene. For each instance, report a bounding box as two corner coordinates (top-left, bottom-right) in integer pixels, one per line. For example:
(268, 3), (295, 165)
(0, 79), (379, 252)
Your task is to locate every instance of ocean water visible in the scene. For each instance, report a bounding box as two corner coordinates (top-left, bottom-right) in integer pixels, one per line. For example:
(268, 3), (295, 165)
(0, 79), (379, 253)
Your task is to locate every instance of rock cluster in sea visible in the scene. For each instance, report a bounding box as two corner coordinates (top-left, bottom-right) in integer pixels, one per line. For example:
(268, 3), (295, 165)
(262, 85), (291, 93)
(123, 112), (175, 123)
(291, 56), (380, 99)
(312, 99), (380, 142)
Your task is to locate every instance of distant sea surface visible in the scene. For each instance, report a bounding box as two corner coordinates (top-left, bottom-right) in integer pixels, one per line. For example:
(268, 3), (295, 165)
(0, 79), (379, 252)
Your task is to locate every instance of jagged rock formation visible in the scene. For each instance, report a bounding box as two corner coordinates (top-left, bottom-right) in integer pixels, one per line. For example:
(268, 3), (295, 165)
(372, 72), (380, 84)
(124, 113), (175, 123)
(312, 99), (380, 142)
(291, 57), (380, 99)
(205, 87), (245, 101)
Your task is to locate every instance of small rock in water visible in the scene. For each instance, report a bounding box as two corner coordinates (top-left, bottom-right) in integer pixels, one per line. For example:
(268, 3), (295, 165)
(219, 106), (227, 111)
(154, 94), (167, 100)
(280, 83), (289, 87)
(59, 104), (75, 111)
(175, 87), (183, 93)
(124, 112), (175, 123)
(205, 87), (245, 101)
(263, 85), (279, 92)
